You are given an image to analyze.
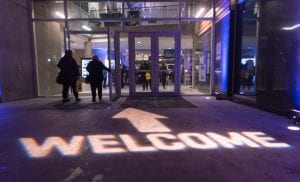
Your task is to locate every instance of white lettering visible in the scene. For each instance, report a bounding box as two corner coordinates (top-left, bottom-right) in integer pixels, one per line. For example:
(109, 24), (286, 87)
(206, 132), (261, 148)
(178, 133), (218, 149)
(19, 136), (84, 158)
(119, 134), (158, 152)
(146, 133), (186, 150)
(18, 131), (290, 158)
(87, 135), (126, 154)
(242, 132), (290, 148)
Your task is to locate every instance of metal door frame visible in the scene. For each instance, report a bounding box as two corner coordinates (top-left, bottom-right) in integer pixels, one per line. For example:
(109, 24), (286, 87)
(128, 31), (180, 96)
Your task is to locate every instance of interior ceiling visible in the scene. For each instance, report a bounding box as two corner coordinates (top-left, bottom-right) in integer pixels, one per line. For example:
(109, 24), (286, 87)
(71, 35), (194, 50)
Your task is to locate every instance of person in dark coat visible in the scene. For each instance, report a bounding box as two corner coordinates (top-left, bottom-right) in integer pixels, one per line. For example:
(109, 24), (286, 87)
(87, 55), (110, 102)
(160, 62), (167, 89)
(57, 50), (81, 103)
(140, 62), (149, 90)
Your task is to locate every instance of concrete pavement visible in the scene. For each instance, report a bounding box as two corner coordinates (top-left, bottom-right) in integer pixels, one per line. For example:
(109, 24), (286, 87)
(0, 96), (299, 182)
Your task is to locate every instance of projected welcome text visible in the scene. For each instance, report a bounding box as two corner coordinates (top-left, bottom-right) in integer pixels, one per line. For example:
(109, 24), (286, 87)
(19, 131), (290, 158)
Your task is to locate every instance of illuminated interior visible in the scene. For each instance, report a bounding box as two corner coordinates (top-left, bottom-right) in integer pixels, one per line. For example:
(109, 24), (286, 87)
(32, 0), (217, 98)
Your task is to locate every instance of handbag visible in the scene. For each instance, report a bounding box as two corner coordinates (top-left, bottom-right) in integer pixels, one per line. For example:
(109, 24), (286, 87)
(56, 71), (63, 84)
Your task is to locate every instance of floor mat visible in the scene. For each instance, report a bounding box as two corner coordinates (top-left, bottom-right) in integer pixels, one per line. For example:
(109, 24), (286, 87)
(121, 97), (197, 108)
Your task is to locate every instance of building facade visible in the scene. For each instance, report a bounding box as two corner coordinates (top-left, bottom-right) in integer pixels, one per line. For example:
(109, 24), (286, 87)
(0, 0), (299, 116)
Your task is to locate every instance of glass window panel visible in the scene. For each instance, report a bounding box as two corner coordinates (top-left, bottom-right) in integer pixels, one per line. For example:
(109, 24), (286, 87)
(238, 0), (257, 96)
(34, 21), (65, 96)
(124, 1), (180, 19)
(134, 37), (151, 93)
(181, 20), (211, 95)
(159, 37), (175, 92)
(67, 1), (123, 19)
(120, 33), (129, 96)
(33, 0), (64, 19)
(181, 0), (213, 18)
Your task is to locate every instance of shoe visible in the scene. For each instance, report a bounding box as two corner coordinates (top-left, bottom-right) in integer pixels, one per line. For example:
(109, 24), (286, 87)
(75, 98), (81, 102)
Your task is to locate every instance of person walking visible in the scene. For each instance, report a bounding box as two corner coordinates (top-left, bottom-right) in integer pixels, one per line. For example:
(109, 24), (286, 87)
(57, 50), (81, 103)
(87, 55), (110, 102)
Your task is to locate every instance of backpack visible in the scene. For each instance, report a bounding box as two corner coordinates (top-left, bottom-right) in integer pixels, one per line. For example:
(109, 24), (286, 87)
(145, 72), (151, 80)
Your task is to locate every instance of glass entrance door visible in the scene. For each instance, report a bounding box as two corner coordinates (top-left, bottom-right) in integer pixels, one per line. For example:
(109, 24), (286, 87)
(129, 32), (179, 96)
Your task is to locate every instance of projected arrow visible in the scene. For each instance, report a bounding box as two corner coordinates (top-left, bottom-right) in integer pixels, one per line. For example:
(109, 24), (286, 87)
(113, 108), (171, 133)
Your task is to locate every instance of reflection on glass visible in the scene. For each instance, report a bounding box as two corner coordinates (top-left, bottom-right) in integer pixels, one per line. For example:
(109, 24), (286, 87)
(135, 37), (151, 93)
(159, 37), (175, 93)
(33, 0), (64, 19)
(238, 0), (258, 96)
(34, 21), (65, 96)
(124, 1), (180, 19)
(67, 1), (123, 19)
(181, 0), (213, 18)
(120, 33), (129, 96)
(181, 21), (211, 95)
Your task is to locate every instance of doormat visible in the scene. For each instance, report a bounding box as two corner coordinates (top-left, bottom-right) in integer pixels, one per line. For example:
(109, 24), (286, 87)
(121, 97), (197, 108)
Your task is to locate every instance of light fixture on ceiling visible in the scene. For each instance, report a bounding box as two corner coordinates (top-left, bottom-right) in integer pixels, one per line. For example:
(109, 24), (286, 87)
(82, 25), (92, 31)
(195, 8), (205, 18)
(137, 41), (141, 44)
(55, 11), (65, 19)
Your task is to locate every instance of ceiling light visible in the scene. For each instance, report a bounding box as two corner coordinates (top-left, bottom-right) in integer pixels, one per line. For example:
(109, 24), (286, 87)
(55, 11), (65, 19)
(195, 8), (205, 18)
(137, 41), (141, 44)
(82, 25), (92, 31)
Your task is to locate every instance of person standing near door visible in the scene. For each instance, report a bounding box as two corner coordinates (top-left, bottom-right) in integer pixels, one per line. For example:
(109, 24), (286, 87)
(140, 61), (149, 90)
(102, 69), (108, 88)
(57, 50), (81, 103)
(160, 62), (167, 89)
(87, 55), (110, 102)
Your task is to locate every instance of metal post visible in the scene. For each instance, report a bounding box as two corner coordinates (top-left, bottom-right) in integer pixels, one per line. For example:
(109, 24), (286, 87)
(27, 0), (39, 97)
(63, 0), (70, 50)
(177, 0), (182, 95)
(210, 0), (216, 95)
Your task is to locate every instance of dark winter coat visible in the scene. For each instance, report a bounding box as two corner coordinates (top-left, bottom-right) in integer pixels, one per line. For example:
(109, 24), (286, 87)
(57, 55), (80, 85)
(86, 60), (110, 86)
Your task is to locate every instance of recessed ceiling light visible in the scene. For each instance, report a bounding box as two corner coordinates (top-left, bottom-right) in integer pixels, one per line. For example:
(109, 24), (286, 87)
(55, 11), (65, 19)
(82, 25), (92, 31)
